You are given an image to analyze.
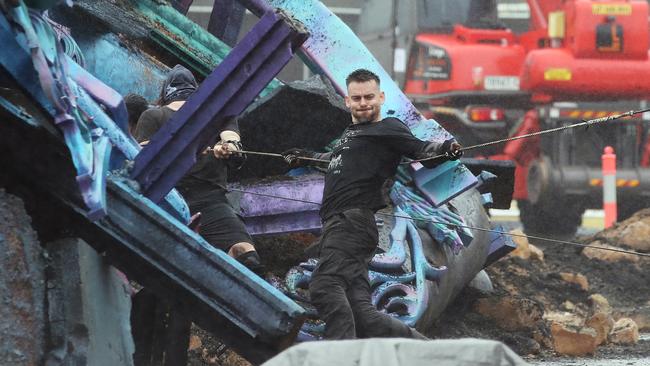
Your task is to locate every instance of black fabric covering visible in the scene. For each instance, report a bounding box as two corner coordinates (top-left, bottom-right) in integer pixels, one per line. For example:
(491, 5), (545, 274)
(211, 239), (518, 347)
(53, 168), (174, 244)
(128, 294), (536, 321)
(232, 76), (350, 180)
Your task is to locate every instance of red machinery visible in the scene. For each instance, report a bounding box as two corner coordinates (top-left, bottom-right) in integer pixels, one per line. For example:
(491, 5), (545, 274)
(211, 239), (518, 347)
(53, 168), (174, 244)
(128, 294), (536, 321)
(359, 0), (650, 234)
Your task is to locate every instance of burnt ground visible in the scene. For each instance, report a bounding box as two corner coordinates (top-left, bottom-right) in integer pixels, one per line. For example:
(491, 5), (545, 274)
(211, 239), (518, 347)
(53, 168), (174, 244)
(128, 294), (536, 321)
(187, 216), (650, 365)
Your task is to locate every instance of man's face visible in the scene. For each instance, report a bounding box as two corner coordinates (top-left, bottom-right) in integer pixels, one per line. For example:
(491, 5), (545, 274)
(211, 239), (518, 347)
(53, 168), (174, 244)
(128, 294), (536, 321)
(345, 80), (385, 123)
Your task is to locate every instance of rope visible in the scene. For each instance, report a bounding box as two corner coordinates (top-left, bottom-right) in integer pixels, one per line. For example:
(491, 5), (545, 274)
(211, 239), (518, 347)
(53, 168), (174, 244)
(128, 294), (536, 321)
(407, 107), (650, 164)
(215, 108), (650, 258)
(227, 188), (650, 259)
(207, 147), (329, 163)
(211, 108), (649, 165)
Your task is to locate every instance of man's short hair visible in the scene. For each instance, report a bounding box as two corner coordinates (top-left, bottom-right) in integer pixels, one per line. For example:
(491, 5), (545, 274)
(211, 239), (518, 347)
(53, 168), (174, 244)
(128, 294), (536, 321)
(124, 93), (149, 130)
(346, 69), (380, 86)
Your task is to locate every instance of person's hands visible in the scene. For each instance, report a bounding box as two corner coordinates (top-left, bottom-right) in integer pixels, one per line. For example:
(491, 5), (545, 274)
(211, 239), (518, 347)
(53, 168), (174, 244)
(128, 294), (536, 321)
(446, 141), (463, 160)
(212, 141), (240, 159)
(282, 148), (311, 168)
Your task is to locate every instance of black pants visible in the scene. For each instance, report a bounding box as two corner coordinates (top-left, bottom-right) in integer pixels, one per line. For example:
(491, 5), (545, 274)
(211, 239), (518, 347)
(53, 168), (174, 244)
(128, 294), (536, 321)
(181, 188), (253, 252)
(309, 208), (426, 340)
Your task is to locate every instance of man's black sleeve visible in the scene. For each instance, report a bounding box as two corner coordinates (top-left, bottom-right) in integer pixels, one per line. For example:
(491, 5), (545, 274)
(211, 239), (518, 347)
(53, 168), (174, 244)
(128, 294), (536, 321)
(220, 116), (240, 135)
(379, 118), (446, 159)
(133, 109), (164, 143)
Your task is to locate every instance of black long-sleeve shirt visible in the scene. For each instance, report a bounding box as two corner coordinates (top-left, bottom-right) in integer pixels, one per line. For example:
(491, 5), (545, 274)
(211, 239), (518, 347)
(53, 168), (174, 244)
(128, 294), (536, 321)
(134, 106), (239, 195)
(318, 117), (446, 220)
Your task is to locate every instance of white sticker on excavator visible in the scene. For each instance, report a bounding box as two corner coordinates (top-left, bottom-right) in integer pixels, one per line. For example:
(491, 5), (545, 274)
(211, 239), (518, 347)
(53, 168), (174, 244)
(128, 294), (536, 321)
(484, 76), (520, 91)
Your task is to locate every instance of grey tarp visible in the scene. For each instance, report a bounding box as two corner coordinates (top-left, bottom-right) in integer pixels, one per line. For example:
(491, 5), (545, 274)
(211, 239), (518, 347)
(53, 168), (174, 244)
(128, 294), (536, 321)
(263, 338), (530, 366)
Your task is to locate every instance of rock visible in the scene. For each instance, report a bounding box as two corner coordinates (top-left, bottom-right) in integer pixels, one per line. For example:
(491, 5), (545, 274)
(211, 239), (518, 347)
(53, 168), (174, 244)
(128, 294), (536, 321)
(586, 312), (614, 346)
(598, 209), (650, 252)
(618, 220), (650, 252)
(559, 272), (589, 291)
(188, 335), (202, 351)
(589, 294), (612, 314)
(543, 311), (583, 328)
(474, 295), (544, 331)
(550, 322), (598, 356)
(532, 326), (554, 349)
(614, 306), (650, 331)
(561, 301), (576, 311)
(582, 241), (640, 263)
(467, 270), (494, 295)
(609, 318), (639, 345)
(528, 244), (544, 262)
(509, 229), (531, 260)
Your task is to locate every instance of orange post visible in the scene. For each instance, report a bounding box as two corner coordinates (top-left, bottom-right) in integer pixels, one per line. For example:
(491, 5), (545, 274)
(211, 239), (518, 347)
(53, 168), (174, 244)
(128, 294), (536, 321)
(602, 146), (617, 228)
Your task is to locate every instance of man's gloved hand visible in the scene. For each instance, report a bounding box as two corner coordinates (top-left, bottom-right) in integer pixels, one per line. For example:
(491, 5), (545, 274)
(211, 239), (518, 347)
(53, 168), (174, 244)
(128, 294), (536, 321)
(442, 139), (463, 161)
(282, 148), (312, 168)
(447, 141), (463, 160)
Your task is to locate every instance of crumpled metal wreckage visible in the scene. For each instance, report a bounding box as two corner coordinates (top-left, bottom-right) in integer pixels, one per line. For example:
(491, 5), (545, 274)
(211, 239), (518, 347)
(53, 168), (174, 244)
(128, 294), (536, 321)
(0, 0), (515, 362)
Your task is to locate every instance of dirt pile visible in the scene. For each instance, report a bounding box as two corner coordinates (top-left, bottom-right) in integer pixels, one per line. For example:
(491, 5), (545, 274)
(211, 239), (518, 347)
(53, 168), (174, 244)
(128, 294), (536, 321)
(431, 209), (650, 360)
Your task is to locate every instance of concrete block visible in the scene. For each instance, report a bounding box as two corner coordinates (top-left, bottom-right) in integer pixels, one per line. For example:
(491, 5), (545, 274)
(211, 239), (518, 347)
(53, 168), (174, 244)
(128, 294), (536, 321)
(0, 190), (45, 365)
(45, 238), (134, 366)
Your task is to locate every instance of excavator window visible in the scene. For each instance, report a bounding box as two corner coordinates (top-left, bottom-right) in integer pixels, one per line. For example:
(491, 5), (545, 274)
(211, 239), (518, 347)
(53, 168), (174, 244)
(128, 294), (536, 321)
(417, 0), (503, 31)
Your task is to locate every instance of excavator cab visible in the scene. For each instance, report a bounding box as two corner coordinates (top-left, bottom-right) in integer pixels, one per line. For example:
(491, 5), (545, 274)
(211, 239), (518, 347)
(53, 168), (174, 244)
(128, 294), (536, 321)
(416, 0), (503, 31)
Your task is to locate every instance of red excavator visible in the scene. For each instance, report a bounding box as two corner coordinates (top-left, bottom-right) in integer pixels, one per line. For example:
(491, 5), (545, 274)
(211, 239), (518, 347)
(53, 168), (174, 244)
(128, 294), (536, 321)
(358, 0), (650, 234)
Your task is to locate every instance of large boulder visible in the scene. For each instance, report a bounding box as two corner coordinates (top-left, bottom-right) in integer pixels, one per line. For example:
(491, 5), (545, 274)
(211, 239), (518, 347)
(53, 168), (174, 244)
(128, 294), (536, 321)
(609, 318), (640, 345)
(595, 208), (650, 252)
(549, 322), (598, 356)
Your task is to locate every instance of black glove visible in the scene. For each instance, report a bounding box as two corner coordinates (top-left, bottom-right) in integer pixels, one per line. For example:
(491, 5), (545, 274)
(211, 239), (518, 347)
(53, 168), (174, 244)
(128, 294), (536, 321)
(281, 148), (313, 168)
(441, 139), (463, 161)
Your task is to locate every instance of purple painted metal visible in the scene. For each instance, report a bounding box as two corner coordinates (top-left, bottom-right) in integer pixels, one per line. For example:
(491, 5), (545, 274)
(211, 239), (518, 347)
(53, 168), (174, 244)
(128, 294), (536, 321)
(391, 181), (472, 254)
(67, 60), (129, 134)
(209, 0), (245, 47)
(131, 9), (308, 203)
(232, 174), (323, 236)
(236, 0), (271, 16)
(484, 225), (517, 268)
(410, 160), (479, 208)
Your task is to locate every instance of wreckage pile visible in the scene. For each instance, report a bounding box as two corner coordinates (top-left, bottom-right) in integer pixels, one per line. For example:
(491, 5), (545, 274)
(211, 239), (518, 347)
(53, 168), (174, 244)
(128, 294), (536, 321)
(186, 210), (650, 365)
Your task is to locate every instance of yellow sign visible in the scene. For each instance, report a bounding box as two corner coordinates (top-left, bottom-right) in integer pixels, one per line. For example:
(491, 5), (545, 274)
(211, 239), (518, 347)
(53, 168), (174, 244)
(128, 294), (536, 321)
(544, 68), (572, 81)
(592, 4), (632, 16)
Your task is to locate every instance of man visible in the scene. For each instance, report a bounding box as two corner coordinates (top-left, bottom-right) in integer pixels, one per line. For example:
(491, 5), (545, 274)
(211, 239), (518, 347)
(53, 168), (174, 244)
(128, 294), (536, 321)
(283, 69), (462, 339)
(123, 93), (150, 136)
(134, 65), (264, 273)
